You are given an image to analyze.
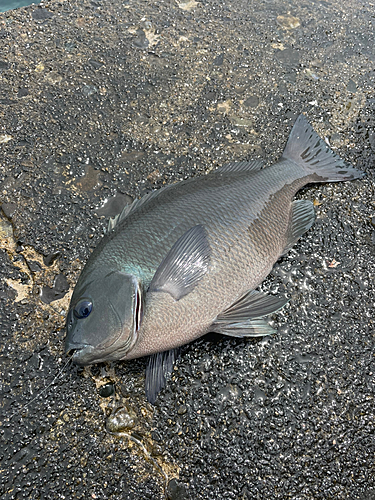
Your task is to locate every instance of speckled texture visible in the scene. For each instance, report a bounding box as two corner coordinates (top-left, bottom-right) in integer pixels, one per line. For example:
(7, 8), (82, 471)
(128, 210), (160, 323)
(0, 0), (374, 498)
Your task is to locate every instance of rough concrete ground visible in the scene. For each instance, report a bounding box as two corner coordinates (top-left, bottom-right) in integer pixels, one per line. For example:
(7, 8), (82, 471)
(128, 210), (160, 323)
(0, 0), (374, 498)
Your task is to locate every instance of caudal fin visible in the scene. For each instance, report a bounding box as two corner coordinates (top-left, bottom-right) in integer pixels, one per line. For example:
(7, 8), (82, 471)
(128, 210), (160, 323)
(282, 114), (364, 182)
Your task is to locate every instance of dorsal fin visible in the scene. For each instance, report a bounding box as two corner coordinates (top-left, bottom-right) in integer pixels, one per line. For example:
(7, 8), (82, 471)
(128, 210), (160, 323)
(216, 160), (264, 174)
(107, 159), (265, 233)
(107, 188), (167, 232)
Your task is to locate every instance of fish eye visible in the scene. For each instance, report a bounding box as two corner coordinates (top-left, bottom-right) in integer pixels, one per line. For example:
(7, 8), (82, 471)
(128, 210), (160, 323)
(74, 299), (93, 319)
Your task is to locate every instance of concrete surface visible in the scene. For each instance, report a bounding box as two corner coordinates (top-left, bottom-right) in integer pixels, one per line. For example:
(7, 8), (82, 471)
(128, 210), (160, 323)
(0, 0), (374, 498)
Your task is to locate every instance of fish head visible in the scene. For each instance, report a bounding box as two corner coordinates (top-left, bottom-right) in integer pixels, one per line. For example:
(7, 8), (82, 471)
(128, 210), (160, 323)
(65, 270), (142, 365)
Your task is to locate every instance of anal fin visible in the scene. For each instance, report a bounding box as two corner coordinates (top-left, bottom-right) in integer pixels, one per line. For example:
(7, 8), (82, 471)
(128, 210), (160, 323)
(211, 318), (276, 337)
(210, 290), (288, 338)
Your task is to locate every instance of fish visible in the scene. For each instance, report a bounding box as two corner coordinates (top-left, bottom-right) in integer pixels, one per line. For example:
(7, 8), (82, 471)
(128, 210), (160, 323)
(65, 114), (364, 403)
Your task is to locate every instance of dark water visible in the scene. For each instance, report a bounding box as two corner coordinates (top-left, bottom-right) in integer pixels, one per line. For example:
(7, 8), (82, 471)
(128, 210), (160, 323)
(0, 0), (41, 12)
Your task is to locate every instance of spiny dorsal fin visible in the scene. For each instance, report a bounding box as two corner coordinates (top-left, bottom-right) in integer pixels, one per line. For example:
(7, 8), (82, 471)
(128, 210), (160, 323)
(107, 187), (171, 232)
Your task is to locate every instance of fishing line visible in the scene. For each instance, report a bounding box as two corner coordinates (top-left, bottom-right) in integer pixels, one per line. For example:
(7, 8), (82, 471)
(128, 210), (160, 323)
(9, 354), (74, 420)
(7, 302), (74, 420)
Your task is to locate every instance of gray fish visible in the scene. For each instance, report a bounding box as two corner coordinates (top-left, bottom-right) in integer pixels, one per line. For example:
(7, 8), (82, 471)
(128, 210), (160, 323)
(65, 115), (364, 403)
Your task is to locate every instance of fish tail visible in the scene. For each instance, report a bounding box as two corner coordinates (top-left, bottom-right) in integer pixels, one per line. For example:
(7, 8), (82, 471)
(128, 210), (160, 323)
(281, 114), (364, 182)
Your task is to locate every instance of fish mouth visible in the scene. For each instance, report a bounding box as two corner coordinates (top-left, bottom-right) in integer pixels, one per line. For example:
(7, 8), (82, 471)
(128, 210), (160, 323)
(65, 341), (123, 366)
(65, 342), (97, 366)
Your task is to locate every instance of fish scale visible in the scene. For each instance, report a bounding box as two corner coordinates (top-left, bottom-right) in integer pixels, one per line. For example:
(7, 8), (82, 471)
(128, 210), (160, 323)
(102, 162), (304, 279)
(65, 114), (364, 403)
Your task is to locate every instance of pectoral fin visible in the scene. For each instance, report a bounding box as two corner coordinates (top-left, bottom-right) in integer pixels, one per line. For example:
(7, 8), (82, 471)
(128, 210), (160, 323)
(149, 225), (211, 301)
(210, 290), (288, 337)
(145, 348), (180, 404)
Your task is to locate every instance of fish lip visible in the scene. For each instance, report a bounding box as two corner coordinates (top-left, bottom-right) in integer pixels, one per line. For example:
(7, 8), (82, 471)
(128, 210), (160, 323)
(65, 341), (88, 355)
(66, 342), (119, 366)
(65, 343), (96, 365)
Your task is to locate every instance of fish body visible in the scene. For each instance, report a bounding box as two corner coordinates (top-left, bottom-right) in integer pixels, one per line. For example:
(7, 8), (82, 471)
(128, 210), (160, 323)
(122, 160), (310, 359)
(65, 115), (363, 402)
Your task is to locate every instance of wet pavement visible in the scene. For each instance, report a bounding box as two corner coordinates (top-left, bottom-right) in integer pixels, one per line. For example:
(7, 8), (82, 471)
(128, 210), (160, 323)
(0, 0), (374, 498)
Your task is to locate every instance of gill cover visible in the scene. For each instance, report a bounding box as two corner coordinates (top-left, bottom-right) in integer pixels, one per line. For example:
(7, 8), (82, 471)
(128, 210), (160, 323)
(65, 271), (142, 365)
